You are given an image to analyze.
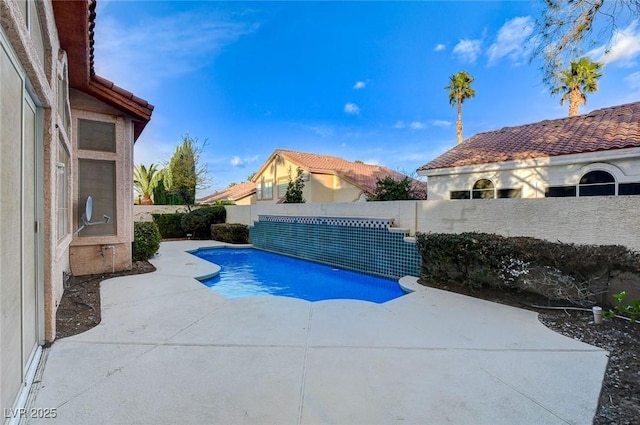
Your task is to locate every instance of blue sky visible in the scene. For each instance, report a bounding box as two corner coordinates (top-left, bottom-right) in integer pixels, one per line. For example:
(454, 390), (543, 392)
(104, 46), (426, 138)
(94, 1), (640, 196)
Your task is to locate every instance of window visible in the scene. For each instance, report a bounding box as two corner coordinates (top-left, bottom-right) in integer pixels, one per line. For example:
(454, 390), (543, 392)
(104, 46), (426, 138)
(545, 186), (577, 197)
(58, 72), (70, 136)
(57, 137), (69, 240)
(278, 178), (288, 198)
(256, 177), (273, 200)
(28, 0), (45, 68)
(450, 190), (470, 200)
(78, 119), (116, 152)
(578, 171), (615, 196)
(472, 179), (495, 199)
(452, 181), (520, 200)
(619, 183), (640, 196)
(546, 169), (640, 197)
(78, 160), (116, 236)
(497, 188), (521, 198)
(263, 179), (273, 199)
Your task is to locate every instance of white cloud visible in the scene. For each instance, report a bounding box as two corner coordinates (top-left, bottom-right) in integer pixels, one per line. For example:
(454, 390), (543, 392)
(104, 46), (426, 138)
(231, 156), (245, 167)
(410, 121), (426, 130)
(393, 121), (406, 129)
(589, 20), (640, 66)
(452, 39), (482, 63)
(434, 43), (446, 52)
(430, 120), (452, 127)
(487, 16), (534, 65)
(94, 9), (258, 94)
(230, 154), (259, 168)
(353, 81), (366, 89)
(344, 102), (360, 115)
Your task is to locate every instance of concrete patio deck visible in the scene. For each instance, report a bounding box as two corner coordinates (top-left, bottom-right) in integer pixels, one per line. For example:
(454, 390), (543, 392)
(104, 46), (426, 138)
(26, 241), (608, 425)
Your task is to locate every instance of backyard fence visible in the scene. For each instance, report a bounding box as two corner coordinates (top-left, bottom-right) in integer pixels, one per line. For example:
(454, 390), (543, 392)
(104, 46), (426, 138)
(223, 196), (640, 252)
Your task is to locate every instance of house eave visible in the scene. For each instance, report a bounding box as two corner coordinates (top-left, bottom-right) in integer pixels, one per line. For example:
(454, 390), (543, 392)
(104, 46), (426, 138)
(52, 0), (153, 142)
(418, 147), (640, 177)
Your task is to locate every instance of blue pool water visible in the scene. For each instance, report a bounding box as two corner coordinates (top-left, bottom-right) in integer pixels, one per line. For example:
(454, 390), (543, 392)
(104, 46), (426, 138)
(191, 248), (407, 303)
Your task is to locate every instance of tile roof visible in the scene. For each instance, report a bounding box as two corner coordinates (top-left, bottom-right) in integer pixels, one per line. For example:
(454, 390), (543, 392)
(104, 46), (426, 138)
(418, 101), (640, 171)
(52, 0), (153, 141)
(273, 149), (427, 197)
(198, 182), (256, 204)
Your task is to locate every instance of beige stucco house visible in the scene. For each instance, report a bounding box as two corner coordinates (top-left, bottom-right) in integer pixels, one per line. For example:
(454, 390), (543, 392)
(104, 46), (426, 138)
(418, 102), (640, 200)
(248, 149), (426, 204)
(1, 0), (152, 418)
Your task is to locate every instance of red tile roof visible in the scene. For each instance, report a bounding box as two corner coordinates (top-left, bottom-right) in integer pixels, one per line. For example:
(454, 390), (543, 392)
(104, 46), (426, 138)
(198, 182), (256, 204)
(268, 149), (427, 197)
(52, 0), (153, 141)
(419, 101), (640, 171)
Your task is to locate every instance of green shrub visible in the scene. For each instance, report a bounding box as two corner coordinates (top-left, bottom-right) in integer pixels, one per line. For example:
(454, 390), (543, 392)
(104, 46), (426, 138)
(132, 222), (161, 261)
(151, 213), (186, 239)
(415, 232), (640, 305)
(180, 206), (226, 239)
(211, 223), (249, 244)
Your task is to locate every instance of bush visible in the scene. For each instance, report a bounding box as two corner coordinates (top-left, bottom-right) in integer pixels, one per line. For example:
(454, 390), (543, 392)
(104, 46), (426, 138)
(211, 223), (249, 244)
(151, 213), (186, 239)
(415, 232), (640, 306)
(132, 222), (161, 261)
(180, 206), (226, 239)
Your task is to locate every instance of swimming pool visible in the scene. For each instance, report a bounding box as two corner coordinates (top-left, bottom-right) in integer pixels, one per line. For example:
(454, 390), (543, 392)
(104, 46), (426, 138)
(191, 248), (408, 303)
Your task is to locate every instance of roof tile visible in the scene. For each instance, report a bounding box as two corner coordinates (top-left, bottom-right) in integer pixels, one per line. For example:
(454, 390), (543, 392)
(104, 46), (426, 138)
(419, 102), (640, 171)
(275, 149), (426, 196)
(198, 182), (256, 204)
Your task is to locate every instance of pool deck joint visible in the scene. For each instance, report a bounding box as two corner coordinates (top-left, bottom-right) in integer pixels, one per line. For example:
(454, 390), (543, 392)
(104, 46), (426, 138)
(26, 240), (608, 425)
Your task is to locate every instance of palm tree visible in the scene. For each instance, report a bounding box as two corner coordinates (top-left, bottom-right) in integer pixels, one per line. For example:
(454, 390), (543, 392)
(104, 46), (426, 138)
(551, 57), (603, 117)
(445, 71), (476, 144)
(134, 163), (162, 205)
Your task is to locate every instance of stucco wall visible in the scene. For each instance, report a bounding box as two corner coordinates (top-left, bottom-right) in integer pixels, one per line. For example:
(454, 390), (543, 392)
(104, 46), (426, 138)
(133, 204), (191, 222)
(307, 173), (334, 203)
(424, 150), (640, 200)
(226, 204), (253, 225)
(1, 0), (66, 413)
(69, 91), (136, 276)
(226, 196), (640, 252)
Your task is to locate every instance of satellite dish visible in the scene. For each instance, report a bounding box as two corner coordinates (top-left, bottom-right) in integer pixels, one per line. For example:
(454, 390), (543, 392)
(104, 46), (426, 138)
(74, 195), (110, 236)
(84, 196), (93, 224)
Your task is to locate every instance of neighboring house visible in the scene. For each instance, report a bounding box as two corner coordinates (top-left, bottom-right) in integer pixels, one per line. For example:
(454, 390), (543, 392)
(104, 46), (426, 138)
(1, 0), (152, 417)
(418, 102), (640, 200)
(250, 149), (426, 204)
(198, 181), (256, 205)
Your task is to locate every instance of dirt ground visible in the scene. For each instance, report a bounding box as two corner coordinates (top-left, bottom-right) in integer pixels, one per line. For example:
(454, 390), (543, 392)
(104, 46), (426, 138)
(56, 267), (639, 424)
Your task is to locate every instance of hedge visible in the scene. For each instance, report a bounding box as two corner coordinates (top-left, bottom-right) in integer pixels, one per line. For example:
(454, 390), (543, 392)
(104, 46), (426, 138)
(180, 206), (226, 239)
(132, 221), (161, 261)
(415, 232), (640, 306)
(211, 223), (249, 244)
(151, 213), (186, 239)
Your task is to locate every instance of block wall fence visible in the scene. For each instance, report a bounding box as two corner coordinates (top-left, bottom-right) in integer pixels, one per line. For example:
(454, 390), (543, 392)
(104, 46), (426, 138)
(223, 196), (640, 253)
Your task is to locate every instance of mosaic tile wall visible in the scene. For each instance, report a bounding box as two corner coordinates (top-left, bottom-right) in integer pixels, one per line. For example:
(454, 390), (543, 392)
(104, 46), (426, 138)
(249, 215), (421, 280)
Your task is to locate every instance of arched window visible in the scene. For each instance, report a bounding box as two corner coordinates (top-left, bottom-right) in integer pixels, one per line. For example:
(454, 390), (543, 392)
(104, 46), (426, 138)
(472, 179), (495, 199)
(578, 171), (615, 197)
